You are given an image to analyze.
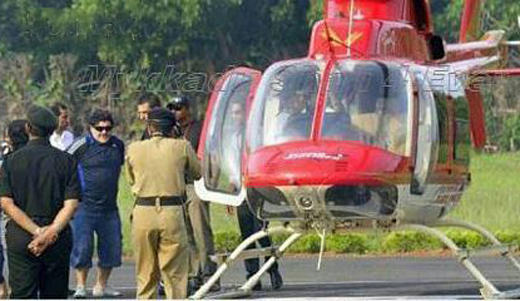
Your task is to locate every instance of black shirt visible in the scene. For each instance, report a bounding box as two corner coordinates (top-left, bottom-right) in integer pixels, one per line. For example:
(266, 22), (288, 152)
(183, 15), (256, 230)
(182, 119), (203, 184)
(0, 139), (80, 219)
(141, 129), (150, 140)
(183, 119), (203, 152)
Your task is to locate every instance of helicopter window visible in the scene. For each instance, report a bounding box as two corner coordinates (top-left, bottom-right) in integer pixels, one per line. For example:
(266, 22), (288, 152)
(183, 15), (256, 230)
(321, 61), (411, 156)
(412, 72), (440, 192)
(454, 95), (470, 166)
(204, 74), (252, 194)
(248, 60), (320, 150)
(432, 91), (449, 164)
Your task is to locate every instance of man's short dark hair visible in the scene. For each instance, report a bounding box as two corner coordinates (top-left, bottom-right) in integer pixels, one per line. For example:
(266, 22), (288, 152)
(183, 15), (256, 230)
(50, 102), (68, 117)
(88, 109), (114, 126)
(137, 92), (162, 108)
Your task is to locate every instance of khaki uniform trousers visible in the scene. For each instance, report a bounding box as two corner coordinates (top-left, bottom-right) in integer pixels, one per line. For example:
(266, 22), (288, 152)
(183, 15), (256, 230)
(132, 204), (189, 299)
(186, 184), (217, 279)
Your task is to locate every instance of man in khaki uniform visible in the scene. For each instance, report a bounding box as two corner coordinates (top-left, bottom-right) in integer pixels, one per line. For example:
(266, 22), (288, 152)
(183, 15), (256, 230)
(126, 108), (201, 299)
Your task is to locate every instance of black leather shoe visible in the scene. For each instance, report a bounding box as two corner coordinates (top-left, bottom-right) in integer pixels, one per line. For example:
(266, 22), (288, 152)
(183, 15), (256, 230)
(269, 270), (283, 290)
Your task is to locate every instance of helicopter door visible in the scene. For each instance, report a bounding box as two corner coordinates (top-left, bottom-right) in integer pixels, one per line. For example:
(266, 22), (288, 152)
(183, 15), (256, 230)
(195, 68), (262, 206)
(411, 74), (439, 194)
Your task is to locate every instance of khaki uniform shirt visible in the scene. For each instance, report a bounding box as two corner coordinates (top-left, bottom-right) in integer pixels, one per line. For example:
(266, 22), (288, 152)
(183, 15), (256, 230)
(126, 136), (201, 197)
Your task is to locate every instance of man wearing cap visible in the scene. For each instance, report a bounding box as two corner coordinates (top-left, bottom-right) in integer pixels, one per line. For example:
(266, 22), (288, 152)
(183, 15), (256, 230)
(0, 105), (80, 299)
(167, 96), (218, 291)
(126, 108), (201, 299)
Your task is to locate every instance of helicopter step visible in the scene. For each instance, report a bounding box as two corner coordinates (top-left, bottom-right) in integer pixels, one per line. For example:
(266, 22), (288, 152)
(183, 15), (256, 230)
(190, 225), (302, 299)
(399, 218), (520, 300)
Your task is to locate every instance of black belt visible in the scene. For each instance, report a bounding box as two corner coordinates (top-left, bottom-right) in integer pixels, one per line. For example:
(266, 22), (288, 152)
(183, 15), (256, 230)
(136, 196), (184, 206)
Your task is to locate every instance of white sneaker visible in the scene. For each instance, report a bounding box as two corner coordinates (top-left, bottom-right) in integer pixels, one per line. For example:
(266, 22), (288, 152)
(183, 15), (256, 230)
(73, 286), (87, 299)
(92, 285), (123, 297)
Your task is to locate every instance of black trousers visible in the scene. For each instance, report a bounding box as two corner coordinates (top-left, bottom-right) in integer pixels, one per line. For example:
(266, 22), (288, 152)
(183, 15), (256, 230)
(6, 221), (72, 299)
(237, 203), (279, 277)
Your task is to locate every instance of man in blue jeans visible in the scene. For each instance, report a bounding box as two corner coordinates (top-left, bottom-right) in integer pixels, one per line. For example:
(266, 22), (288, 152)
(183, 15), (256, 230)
(67, 109), (125, 298)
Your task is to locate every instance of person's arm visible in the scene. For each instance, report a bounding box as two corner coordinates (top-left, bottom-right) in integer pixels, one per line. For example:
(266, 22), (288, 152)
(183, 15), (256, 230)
(48, 199), (79, 234)
(0, 162), (42, 234)
(28, 199), (78, 256)
(1, 197), (41, 235)
(185, 142), (201, 181)
(125, 153), (135, 186)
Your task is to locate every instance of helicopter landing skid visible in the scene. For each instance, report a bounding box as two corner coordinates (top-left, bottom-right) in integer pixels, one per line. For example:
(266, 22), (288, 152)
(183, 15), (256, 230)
(190, 225), (302, 299)
(399, 218), (520, 300)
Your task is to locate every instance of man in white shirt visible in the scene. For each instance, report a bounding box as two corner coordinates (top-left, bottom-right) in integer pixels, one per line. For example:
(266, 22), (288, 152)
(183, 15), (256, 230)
(50, 102), (74, 151)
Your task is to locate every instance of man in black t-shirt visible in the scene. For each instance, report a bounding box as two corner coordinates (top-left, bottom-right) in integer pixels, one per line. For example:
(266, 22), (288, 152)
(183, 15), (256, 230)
(0, 105), (80, 299)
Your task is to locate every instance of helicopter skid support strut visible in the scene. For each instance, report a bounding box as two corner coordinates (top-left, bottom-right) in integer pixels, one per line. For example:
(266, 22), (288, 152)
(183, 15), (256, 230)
(400, 218), (520, 299)
(190, 225), (302, 299)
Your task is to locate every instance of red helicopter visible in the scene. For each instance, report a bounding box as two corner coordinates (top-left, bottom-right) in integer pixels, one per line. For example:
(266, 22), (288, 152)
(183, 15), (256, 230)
(192, 0), (520, 299)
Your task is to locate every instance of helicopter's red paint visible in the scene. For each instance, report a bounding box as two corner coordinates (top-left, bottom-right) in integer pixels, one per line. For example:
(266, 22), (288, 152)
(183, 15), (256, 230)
(245, 141), (409, 187)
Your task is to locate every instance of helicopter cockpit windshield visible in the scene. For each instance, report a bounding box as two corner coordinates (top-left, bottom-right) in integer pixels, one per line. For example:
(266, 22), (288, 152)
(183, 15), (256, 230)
(322, 60), (412, 156)
(248, 59), (320, 150)
(249, 59), (411, 156)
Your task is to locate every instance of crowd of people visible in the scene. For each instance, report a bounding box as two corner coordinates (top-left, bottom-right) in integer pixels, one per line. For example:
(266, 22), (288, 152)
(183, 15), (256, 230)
(0, 92), (283, 299)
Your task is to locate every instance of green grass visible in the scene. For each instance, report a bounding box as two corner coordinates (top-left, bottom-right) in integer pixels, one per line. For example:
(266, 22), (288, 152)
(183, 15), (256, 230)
(452, 152), (520, 232)
(117, 152), (520, 255)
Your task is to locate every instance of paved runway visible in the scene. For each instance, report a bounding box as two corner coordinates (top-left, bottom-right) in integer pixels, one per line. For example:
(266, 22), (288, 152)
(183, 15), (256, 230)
(70, 255), (520, 299)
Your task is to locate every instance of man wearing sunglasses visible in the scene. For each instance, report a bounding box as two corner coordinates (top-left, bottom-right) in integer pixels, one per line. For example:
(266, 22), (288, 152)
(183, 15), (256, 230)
(167, 96), (219, 292)
(66, 109), (125, 299)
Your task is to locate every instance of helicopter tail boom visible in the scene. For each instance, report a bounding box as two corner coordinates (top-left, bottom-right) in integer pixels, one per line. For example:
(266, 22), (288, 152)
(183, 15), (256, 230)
(460, 0), (484, 43)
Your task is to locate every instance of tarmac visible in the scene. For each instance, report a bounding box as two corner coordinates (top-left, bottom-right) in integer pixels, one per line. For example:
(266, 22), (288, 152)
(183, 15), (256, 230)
(68, 254), (520, 299)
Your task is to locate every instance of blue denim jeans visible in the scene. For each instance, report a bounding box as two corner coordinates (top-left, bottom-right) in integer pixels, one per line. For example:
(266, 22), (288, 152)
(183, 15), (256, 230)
(70, 205), (122, 269)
